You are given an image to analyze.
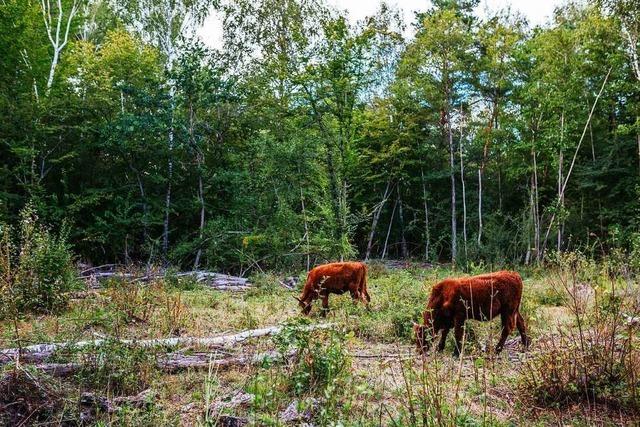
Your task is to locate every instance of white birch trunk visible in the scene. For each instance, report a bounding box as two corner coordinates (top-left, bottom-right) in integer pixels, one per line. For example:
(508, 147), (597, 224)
(448, 114), (457, 263)
(458, 110), (467, 259)
(421, 170), (430, 261)
(41, 0), (79, 93)
(365, 180), (392, 261)
(381, 198), (398, 260)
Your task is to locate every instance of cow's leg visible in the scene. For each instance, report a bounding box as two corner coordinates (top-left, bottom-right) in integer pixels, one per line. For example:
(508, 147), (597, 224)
(359, 289), (369, 307)
(453, 319), (465, 357)
(495, 313), (514, 353)
(437, 328), (450, 352)
(363, 279), (371, 303)
(350, 289), (360, 305)
(516, 311), (530, 349)
(320, 294), (330, 316)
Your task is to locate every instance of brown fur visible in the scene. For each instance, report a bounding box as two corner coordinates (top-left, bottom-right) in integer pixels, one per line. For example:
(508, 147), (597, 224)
(414, 270), (530, 355)
(296, 262), (370, 315)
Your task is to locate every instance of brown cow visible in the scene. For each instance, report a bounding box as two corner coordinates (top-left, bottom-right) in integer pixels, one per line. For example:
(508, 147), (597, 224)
(413, 270), (530, 356)
(295, 262), (370, 315)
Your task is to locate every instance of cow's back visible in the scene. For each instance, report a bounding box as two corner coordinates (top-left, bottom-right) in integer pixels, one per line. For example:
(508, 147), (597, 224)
(308, 262), (365, 292)
(432, 271), (523, 320)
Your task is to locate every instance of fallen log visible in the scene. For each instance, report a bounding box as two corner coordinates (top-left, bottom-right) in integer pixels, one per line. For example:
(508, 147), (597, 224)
(80, 389), (154, 414)
(0, 323), (333, 365)
(33, 350), (296, 377)
(80, 269), (252, 289)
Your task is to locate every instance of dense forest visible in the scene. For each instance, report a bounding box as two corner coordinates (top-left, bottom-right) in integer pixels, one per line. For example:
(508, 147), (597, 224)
(1, 0), (639, 271)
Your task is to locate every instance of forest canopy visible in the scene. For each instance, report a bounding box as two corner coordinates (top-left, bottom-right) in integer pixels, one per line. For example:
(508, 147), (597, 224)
(1, 0), (639, 271)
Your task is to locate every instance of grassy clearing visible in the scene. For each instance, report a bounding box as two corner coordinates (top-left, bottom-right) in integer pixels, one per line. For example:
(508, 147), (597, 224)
(1, 257), (639, 425)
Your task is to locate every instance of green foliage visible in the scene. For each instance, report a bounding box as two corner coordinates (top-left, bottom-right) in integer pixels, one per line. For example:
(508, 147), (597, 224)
(273, 320), (352, 396)
(76, 340), (159, 396)
(0, 0), (639, 271)
(0, 206), (79, 317)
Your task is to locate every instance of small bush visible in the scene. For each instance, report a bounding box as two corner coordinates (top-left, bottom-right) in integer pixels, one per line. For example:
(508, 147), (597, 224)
(0, 206), (79, 317)
(164, 268), (199, 291)
(273, 320), (352, 396)
(535, 286), (566, 306)
(102, 278), (191, 336)
(76, 340), (159, 396)
(105, 277), (157, 325)
(246, 272), (284, 297)
(390, 304), (423, 340)
(366, 261), (390, 279)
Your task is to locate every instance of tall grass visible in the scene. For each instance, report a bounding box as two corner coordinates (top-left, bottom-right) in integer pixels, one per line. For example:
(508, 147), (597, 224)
(519, 252), (640, 413)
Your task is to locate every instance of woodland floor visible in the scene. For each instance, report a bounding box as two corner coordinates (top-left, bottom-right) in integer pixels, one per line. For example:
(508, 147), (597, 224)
(0, 263), (637, 426)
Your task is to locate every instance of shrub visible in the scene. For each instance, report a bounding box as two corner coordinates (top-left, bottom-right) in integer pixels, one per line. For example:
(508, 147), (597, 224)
(246, 272), (284, 297)
(519, 252), (640, 412)
(103, 276), (192, 336)
(76, 340), (159, 396)
(273, 320), (352, 396)
(164, 267), (199, 291)
(390, 304), (424, 340)
(0, 206), (79, 317)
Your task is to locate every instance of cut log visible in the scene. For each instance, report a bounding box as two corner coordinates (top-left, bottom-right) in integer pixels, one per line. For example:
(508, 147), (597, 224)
(79, 268), (253, 289)
(32, 350), (296, 377)
(217, 415), (248, 427)
(80, 389), (154, 414)
(0, 323), (333, 365)
(278, 276), (299, 290)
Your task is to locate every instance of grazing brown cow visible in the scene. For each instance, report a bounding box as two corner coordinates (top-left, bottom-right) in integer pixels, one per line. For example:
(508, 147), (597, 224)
(413, 271), (530, 356)
(295, 262), (370, 315)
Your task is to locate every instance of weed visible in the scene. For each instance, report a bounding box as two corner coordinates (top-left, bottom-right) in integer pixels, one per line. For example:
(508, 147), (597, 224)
(0, 206), (79, 317)
(76, 340), (159, 396)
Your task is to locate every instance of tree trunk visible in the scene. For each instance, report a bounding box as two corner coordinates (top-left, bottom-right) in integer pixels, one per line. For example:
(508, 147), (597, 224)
(532, 148), (540, 262)
(540, 68), (611, 258)
(557, 149), (563, 252)
(477, 168), (482, 246)
(191, 99), (206, 271)
(397, 183), (408, 259)
(365, 180), (392, 261)
(421, 170), (430, 261)
(557, 112), (565, 253)
(637, 117), (640, 174)
(300, 187), (310, 271)
(0, 324), (334, 365)
(458, 111), (467, 259)
(32, 350), (295, 378)
(41, 0), (79, 93)
(448, 113), (457, 264)
(193, 172), (205, 270)
(326, 146), (341, 240)
(381, 198), (398, 260)
(163, 85), (176, 264)
(46, 48), (60, 92)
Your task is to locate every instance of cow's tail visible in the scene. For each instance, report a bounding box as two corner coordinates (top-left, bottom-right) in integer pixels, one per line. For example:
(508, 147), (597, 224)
(511, 271), (524, 325)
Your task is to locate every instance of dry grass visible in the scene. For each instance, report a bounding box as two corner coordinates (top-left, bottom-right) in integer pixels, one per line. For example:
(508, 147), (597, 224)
(0, 260), (638, 425)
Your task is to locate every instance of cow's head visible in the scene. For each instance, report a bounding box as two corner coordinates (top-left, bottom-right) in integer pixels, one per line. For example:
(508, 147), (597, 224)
(294, 296), (312, 315)
(413, 323), (432, 353)
(413, 310), (437, 353)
